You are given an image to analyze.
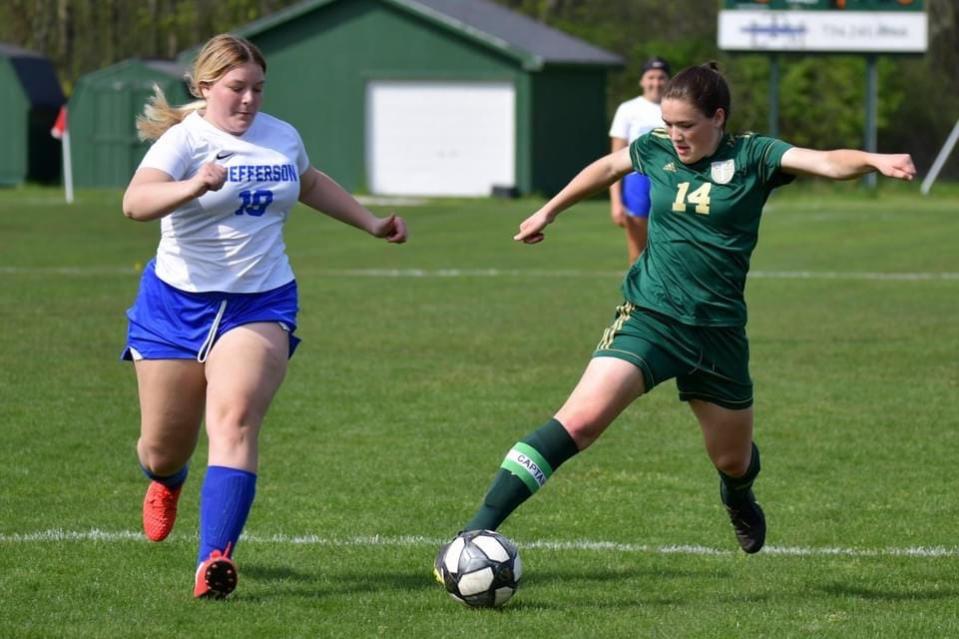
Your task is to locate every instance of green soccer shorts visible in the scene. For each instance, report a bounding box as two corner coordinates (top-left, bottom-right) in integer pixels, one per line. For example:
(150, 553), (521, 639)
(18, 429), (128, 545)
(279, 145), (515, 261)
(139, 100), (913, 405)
(594, 301), (753, 410)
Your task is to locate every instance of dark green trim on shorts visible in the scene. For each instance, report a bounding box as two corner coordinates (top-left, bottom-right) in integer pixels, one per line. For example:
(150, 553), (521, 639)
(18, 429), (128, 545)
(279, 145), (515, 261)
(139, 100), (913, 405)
(678, 390), (753, 410)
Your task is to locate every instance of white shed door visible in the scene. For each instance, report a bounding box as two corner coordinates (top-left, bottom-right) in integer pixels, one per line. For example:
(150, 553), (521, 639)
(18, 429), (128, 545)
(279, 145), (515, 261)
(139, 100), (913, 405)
(366, 81), (516, 196)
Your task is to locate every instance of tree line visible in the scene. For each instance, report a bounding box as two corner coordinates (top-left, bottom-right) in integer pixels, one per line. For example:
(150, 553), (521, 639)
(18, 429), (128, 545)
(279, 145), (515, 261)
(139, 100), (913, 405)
(1, 0), (956, 175)
(500, 0), (959, 176)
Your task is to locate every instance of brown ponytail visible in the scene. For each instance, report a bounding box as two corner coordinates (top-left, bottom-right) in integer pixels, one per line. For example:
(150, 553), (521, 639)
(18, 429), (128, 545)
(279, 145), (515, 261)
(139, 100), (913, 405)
(662, 62), (731, 126)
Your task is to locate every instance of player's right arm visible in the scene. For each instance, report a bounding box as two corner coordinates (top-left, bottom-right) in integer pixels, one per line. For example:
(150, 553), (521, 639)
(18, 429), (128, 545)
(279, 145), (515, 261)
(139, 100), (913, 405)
(515, 146), (633, 244)
(122, 164), (226, 222)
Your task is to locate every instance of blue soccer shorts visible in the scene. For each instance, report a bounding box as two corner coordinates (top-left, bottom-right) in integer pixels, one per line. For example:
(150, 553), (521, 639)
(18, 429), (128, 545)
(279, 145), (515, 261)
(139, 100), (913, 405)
(122, 259), (301, 362)
(621, 172), (652, 219)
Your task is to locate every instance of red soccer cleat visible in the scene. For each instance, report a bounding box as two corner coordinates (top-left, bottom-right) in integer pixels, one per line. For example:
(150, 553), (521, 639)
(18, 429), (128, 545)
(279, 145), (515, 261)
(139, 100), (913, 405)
(194, 545), (238, 600)
(142, 481), (182, 542)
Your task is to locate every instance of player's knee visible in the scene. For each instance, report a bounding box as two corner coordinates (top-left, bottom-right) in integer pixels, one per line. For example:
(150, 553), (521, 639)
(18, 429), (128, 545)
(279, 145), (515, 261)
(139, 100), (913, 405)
(555, 410), (610, 450)
(138, 439), (189, 475)
(206, 418), (259, 455)
(712, 452), (750, 478)
(207, 399), (262, 432)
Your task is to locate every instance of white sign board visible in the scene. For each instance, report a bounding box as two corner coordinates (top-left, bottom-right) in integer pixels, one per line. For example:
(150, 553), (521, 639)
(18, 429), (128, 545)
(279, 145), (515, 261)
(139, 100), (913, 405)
(718, 10), (927, 52)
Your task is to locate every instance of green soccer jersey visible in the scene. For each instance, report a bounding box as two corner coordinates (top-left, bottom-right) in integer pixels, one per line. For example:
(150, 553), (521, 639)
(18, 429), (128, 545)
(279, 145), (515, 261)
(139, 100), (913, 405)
(624, 129), (794, 327)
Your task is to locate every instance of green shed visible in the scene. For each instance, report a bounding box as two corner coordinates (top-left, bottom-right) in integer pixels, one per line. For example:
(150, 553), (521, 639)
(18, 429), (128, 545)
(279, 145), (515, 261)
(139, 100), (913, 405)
(181, 0), (623, 196)
(69, 59), (190, 188)
(0, 43), (64, 186)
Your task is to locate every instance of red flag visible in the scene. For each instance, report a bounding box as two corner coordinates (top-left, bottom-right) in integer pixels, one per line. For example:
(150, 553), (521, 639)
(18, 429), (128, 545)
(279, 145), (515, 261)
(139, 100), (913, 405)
(51, 105), (67, 140)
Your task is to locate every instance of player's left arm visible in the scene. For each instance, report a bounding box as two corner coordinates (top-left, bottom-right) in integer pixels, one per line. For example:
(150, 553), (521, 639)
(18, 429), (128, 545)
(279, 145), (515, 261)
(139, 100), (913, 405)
(299, 167), (407, 243)
(780, 147), (916, 181)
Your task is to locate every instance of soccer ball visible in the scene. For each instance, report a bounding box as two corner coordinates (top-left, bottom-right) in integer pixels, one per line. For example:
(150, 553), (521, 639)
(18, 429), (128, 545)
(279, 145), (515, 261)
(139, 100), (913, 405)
(437, 530), (523, 608)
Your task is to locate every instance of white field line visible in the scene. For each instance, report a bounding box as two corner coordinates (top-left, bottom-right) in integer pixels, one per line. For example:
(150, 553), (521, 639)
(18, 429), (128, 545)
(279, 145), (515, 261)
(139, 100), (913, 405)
(2, 266), (957, 282)
(0, 529), (956, 558)
(0, 266), (138, 276)
(353, 195), (427, 207)
(310, 268), (959, 281)
(750, 270), (959, 282)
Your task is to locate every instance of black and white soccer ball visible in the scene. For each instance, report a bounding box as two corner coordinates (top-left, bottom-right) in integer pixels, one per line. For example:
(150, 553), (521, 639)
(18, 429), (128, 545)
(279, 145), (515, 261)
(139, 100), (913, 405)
(438, 530), (523, 608)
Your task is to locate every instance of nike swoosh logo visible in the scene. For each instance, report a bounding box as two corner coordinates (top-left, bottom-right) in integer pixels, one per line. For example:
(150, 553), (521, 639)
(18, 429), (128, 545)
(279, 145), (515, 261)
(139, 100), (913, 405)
(215, 151), (235, 160)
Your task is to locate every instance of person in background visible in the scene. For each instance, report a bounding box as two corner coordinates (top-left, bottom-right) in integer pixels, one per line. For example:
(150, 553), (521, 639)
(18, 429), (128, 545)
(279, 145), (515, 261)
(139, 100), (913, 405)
(608, 56), (670, 264)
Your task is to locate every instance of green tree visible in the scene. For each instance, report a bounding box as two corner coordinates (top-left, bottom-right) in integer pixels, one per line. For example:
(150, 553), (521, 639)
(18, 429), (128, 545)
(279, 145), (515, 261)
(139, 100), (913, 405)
(0, 0), (302, 92)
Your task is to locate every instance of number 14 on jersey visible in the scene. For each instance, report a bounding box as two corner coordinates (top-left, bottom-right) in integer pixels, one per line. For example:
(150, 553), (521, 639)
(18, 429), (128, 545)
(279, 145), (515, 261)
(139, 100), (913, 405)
(672, 182), (711, 215)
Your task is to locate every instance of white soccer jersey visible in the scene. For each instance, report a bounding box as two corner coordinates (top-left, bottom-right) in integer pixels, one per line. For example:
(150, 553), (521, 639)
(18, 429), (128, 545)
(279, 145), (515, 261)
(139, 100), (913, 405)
(138, 111), (311, 293)
(608, 96), (664, 144)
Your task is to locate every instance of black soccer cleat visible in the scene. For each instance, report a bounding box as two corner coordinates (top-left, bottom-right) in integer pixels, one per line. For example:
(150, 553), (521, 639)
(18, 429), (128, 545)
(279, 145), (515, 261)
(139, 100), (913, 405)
(721, 485), (766, 554)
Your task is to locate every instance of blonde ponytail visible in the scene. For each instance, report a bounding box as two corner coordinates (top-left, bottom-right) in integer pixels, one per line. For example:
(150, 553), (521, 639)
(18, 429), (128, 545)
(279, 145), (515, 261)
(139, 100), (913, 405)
(135, 84), (206, 142)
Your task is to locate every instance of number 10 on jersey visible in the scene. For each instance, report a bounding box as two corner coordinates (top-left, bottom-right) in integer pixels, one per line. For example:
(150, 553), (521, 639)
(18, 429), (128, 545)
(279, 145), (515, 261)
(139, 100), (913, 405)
(235, 189), (274, 216)
(672, 182), (711, 215)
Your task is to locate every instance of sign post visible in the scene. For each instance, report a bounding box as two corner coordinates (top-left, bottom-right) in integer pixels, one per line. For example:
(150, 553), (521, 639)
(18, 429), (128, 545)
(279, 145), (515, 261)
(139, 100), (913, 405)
(718, 0), (927, 188)
(769, 53), (780, 139)
(864, 53), (878, 188)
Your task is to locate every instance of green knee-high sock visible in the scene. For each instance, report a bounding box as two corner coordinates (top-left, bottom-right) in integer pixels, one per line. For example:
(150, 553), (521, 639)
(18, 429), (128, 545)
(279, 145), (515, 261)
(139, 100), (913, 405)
(464, 419), (579, 532)
(719, 442), (761, 507)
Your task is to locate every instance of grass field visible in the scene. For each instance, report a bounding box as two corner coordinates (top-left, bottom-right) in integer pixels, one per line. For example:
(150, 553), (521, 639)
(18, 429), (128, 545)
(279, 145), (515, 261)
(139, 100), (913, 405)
(1, 183), (957, 637)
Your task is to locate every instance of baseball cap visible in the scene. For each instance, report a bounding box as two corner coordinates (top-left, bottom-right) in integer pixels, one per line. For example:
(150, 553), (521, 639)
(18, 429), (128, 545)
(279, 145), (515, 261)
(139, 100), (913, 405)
(641, 57), (671, 75)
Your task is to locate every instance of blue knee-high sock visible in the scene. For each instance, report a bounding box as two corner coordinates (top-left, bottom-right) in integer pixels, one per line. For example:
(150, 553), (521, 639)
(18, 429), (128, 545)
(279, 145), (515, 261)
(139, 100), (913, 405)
(141, 464), (188, 489)
(197, 466), (257, 565)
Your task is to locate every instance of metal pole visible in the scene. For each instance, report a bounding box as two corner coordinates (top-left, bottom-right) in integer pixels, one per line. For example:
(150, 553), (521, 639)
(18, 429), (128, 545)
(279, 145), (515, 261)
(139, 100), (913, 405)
(921, 119), (959, 195)
(769, 54), (780, 138)
(864, 54), (878, 189)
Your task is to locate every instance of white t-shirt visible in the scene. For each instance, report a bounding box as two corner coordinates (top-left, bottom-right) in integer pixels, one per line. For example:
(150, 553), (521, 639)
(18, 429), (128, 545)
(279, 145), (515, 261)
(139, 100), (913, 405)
(138, 111), (311, 293)
(608, 96), (664, 144)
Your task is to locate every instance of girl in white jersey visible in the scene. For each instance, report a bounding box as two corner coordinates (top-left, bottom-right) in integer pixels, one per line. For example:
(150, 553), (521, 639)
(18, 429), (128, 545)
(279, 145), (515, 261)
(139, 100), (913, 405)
(608, 57), (670, 264)
(121, 34), (407, 599)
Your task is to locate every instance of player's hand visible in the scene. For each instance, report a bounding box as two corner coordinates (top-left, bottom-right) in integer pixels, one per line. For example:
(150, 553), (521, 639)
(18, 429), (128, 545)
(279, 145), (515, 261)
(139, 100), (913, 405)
(373, 213), (408, 243)
(610, 203), (626, 228)
(875, 154), (916, 181)
(514, 209), (553, 244)
(190, 162), (227, 196)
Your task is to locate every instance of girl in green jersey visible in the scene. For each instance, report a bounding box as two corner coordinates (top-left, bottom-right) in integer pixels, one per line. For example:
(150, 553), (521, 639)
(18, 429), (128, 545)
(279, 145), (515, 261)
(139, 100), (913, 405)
(438, 63), (915, 566)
